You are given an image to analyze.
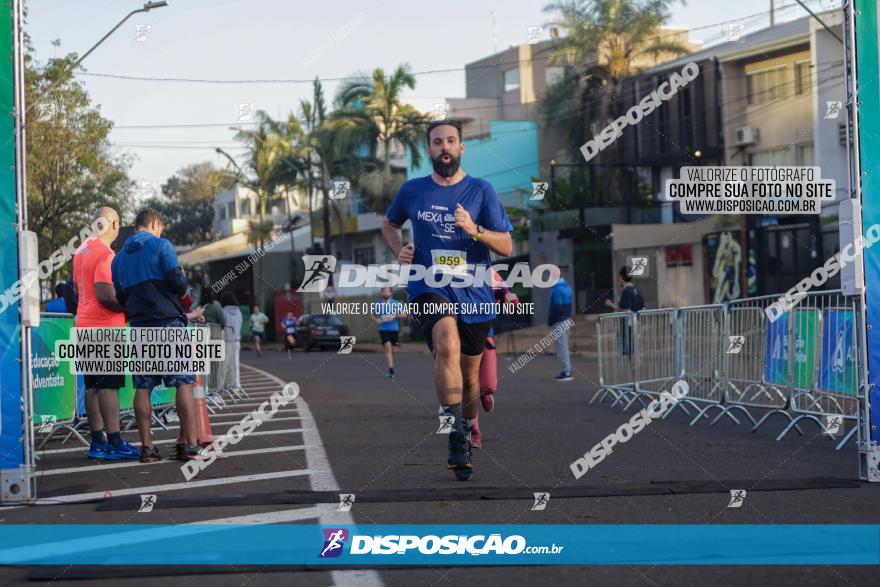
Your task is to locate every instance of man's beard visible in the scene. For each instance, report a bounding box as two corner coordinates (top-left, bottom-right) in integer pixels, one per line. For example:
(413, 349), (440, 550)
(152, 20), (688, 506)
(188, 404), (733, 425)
(431, 150), (461, 178)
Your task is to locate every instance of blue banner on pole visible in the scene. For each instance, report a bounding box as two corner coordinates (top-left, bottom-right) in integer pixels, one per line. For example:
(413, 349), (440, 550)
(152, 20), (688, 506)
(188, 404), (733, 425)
(818, 309), (858, 394)
(764, 312), (789, 384)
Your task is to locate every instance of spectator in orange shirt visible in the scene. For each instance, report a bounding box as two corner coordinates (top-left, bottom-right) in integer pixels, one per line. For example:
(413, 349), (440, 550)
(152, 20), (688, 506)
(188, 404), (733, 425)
(72, 207), (140, 460)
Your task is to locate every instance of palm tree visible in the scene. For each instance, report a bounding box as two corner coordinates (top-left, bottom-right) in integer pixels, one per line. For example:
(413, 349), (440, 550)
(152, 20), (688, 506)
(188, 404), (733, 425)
(541, 0), (689, 160)
(217, 111), (302, 303)
(217, 111), (298, 245)
(329, 64), (426, 213)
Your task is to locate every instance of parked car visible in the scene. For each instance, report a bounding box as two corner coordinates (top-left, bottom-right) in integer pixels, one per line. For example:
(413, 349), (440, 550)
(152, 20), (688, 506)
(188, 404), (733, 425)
(295, 314), (350, 351)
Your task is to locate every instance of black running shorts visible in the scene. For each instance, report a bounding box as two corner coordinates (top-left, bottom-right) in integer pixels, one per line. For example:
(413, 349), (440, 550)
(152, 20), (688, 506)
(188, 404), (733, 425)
(410, 293), (491, 357)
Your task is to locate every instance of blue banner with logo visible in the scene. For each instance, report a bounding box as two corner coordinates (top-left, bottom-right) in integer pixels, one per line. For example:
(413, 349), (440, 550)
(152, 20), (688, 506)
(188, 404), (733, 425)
(856, 0), (880, 443)
(818, 309), (858, 394)
(764, 312), (789, 384)
(0, 1), (23, 472)
(0, 524), (878, 565)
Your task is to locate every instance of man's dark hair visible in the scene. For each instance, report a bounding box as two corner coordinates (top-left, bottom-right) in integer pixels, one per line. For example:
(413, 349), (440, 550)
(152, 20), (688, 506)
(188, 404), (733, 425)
(426, 119), (462, 143)
(54, 282), (64, 297)
(619, 266), (633, 282)
(220, 291), (239, 307)
(134, 208), (164, 229)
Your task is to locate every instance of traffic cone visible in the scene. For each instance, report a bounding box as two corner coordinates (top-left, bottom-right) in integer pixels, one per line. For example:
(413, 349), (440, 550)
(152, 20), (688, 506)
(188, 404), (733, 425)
(177, 372), (215, 448)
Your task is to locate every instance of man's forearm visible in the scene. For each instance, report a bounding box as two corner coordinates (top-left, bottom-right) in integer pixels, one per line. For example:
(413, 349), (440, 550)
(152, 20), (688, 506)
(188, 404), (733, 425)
(472, 229), (512, 257)
(381, 219), (403, 256)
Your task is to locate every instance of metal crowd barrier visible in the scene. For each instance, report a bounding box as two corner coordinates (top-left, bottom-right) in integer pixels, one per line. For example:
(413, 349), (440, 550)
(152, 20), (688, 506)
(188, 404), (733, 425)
(713, 295), (789, 431)
(591, 313), (637, 405)
(594, 289), (863, 450)
(630, 308), (679, 410)
(665, 305), (738, 425)
(778, 291), (861, 450)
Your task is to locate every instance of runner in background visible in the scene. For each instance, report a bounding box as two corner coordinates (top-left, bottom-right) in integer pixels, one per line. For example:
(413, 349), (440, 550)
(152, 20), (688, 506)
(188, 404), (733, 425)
(73, 207), (140, 460)
(372, 287), (407, 379)
(222, 291), (243, 389)
(471, 271), (518, 448)
(250, 305), (269, 357)
(281, 310), (298, 360)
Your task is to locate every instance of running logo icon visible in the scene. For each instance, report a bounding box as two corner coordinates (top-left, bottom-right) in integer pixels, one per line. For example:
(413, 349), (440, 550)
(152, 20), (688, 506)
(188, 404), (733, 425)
(298, 255), (337, 292)
(36, 415), (57, 433)
(133, 24), (151, 42)
(824, 101), (843, 119)
(332, 181), (350, 200)
(824, 415), (843, 436)
(628, 256), (648, 277)
(319, 528), (349, 558)
(527, 26), (542, 44)
(138, 494), (157, 513)
(726, 23), (744, 41)
(728, 489), (746, 508)
(727, 336), (745, 354)
(337, 493), (355, 512)
(431, 103), (450, 120)
(437, 415), (455, 434)
(531, 182), (548, 201)
(237, 103), (256, 122)
(338, 336), (356, 354)
(531, 492), (550, 511)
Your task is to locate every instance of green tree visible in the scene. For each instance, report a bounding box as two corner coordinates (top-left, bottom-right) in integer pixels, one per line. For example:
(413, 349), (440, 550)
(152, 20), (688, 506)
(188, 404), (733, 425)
(162, 161), (235, 203)
(540, 0), (688, 160)
(330, 64), (426, 212)
(25, 52), (133, 295)
(218, 111), (299, 247)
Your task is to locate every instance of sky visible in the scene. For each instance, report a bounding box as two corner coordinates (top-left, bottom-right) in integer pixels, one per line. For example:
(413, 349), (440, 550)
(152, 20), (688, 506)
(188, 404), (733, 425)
(23, 0), (834, 189)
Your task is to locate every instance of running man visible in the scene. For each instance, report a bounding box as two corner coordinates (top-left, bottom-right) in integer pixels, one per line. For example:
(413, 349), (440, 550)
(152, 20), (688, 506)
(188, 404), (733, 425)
(281, 310), (298, 359)
(372, 287), (406, 379)
(381, 119), (513, 481)
(72, 207), (140, 460)
(250, 305), (269, 357)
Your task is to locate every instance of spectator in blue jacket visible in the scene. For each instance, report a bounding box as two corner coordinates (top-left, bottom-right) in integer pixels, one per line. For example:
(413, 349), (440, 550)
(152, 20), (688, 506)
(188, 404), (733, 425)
(45, 283), (68, 313)
(548, 266), (574, 382)
(111, 208), (200, 463)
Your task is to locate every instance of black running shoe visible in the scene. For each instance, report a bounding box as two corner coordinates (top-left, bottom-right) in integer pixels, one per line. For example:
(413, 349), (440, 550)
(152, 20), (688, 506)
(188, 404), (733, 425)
(447, 428), (473, 481)
(139, 446), (161, 463)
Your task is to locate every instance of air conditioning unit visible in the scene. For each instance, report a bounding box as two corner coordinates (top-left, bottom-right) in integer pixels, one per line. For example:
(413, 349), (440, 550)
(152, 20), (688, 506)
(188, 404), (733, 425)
(735, 126), (759, 146)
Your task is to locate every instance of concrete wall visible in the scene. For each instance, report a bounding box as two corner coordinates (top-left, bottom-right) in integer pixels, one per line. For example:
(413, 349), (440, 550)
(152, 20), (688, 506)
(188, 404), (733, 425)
(811, 13), (848, 206)
(528, 229), (574, 327)
(408, 119), (539, 208)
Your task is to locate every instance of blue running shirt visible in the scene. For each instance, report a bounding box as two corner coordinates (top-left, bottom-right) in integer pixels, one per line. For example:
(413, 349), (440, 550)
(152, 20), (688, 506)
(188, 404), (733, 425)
(385, 175), (513, 324)
(374, 299), (404, 332)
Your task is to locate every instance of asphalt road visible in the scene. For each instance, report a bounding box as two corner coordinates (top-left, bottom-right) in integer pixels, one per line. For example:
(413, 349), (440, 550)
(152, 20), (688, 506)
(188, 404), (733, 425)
(1, 347), (879, 586)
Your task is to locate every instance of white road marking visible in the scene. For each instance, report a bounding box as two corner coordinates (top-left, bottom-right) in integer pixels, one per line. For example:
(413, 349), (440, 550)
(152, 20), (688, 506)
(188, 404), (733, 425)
(0, 469), (314, 509)
(39, 428), (310, 455)
(240, 364), (384, 587)
(38, 444), (307, 476)
(199, 506), (321, 524)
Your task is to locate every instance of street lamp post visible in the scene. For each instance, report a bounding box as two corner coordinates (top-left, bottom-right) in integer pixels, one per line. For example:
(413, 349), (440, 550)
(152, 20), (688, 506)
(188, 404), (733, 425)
(30, 2), (169, 113)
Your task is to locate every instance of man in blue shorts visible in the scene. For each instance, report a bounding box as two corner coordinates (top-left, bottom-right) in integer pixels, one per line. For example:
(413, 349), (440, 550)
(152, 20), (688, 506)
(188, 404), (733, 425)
(372, 287), (406, 380)
(381, 119), (513, 480)
(111, 208), (200, 463)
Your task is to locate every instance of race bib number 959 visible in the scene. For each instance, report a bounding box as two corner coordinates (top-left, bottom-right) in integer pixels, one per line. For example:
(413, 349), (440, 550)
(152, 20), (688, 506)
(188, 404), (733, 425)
(431, 249), (467, 275)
